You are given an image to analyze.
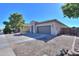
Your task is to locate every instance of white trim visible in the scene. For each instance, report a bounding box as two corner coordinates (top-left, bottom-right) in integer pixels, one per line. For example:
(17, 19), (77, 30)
(51, 24), (53, 35)
(36, 23), (56, 35)
(30, 22), (60, 35)
(53, 22), (58, 35)
(29, 26), (32, 32)
(36, 23), (52, 27)
(33, 24), (36, 33)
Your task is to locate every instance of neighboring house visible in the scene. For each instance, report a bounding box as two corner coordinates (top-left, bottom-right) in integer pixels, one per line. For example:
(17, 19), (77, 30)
(29, 19), (68, 36)
(21, 24), (30, 33)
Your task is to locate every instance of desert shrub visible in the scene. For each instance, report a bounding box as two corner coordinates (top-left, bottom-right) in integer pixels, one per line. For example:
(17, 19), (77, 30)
(3, 27), (12, 34)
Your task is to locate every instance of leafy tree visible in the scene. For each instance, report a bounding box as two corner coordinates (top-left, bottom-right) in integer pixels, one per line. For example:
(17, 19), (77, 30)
(3, 21), (11, 34)
(3, 13), (25, 34)
(3, 21), (9, 25)
(0, 29), (1, 32)
(3, 27), (11, 34)
(9, 13), (25, 31)
(62, 3), (79, 18)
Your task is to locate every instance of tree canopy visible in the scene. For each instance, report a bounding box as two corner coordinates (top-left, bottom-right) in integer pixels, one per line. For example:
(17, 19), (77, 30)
(3, 13), (25, 33)
(9, 13), (25, 30)
(62, 3), (79, 18)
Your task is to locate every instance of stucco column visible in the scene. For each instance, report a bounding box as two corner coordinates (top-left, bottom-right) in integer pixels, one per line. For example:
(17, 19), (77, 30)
(53, 22), (58, 35)
(29, 25), (32, 32)
(51, 24), (53, 35)
(32, 22), (36, 33)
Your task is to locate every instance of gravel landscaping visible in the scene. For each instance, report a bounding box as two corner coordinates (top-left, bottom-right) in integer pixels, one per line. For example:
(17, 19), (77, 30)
(47, 35), (75, 55)
(13, 40), (46, 56)
(13, 35), (75, 56)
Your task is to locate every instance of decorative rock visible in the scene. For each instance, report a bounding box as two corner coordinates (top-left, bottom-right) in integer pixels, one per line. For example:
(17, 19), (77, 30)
(13, 35), (75, 56)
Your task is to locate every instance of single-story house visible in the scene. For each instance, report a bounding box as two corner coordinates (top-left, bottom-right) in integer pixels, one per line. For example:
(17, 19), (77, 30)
(29, 19), (68, 36)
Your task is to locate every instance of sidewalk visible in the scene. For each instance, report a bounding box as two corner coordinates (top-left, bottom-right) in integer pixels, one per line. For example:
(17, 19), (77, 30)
(0, 47), (15, 56)
(0, 35), (15, 56)
(0, 34), (35, 56)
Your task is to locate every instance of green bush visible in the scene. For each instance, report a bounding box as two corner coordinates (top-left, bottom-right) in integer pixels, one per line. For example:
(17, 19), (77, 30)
(3, 27), (12, 34)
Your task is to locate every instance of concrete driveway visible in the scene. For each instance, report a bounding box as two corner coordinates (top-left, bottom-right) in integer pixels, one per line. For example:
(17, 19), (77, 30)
(24, 33), (55, 42)
(0, 33), (36, 56)
(0, 33), (54, 56)
(13, 35), (75, 56)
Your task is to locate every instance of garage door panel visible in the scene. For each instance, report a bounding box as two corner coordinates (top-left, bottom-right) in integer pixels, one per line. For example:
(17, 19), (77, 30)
(37, 25), (51, 34)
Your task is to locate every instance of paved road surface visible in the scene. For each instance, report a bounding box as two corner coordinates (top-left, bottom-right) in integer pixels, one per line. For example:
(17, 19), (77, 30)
(0, 34), (15, 56)
(0, 34), (36, 56)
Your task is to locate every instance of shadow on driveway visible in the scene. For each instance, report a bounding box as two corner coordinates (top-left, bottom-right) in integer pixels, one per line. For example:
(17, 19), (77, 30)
(14, 32), (56, 42)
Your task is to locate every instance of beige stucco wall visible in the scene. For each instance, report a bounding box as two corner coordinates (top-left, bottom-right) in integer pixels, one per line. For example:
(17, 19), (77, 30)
(53, 21), (68, 35)
(30, 21), (67, 35)
(30, 21), (37, 33)
(35, 22), (61, 35)
(53, 22), (62, 35)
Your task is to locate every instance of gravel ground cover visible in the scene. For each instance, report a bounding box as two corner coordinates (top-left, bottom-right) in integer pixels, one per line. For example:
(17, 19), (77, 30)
(13, 40), (46, 56)
(13, 35), (75, 56)
(47, 35), (75, 55)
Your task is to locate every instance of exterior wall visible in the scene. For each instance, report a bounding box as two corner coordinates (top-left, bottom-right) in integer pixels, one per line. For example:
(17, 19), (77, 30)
(29, 26), (32, 32)
(30, 21), (37, 33)
(36, 22), (60, 35)
(29, 24), (33, 33)
(30, 20), (67, 35)
(53, 21), (67, 35)
(20, 25), (30, 34)
(33, 24), (36, 33)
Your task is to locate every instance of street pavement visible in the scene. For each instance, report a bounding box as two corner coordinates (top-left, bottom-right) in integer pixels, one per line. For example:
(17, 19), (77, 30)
(0, 34), (36, 56)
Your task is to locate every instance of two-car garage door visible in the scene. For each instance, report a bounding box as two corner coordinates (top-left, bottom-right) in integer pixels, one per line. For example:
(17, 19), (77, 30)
(37, 25), (51, 34)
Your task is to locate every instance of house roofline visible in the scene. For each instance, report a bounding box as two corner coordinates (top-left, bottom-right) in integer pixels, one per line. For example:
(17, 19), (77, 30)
(53, 19), (69, 28)
(31, 19), (69, 28)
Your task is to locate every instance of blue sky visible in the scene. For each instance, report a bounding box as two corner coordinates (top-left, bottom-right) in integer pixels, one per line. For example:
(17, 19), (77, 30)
(0, 3), (79, 29)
